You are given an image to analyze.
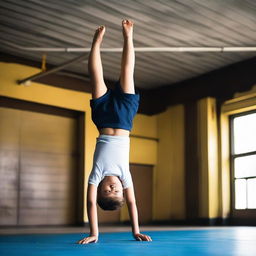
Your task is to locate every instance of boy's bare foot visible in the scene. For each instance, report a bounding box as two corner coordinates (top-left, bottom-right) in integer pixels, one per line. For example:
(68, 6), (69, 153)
(122, 19), (133, 39)
(92, 25), (106, 45)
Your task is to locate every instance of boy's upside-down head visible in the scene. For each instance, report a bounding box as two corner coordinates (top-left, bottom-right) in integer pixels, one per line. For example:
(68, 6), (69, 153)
(97, 176), (125, 210)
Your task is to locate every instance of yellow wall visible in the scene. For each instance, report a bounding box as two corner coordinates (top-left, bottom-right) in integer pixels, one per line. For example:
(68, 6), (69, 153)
(0, 62), (158, 222)
(153, 98), (221, 221)
(197, 98), (219, 218)
(154, 104), (185, 220)
(130, 114), (158, 165)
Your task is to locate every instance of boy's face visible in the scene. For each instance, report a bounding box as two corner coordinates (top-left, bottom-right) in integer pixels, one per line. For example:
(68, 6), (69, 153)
(99, 176), (123, 198)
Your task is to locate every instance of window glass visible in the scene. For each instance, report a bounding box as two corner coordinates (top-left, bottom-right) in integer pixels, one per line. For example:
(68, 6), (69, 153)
(247, 178), (256, 209)
(234, 155), (256, 178)
(235, 179), (247, 209)
(233, 113), (256, 154)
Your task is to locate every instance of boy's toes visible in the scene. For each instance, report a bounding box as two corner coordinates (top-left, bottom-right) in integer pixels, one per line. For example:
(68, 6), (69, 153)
(128, 20), (134, 26)
(98, 25), (105, 32)
(122, 19), (133, 26)
(123, 19), (130, 24)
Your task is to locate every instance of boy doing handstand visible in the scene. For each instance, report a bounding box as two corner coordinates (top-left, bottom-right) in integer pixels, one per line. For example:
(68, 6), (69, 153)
(77, 20), (152, 244)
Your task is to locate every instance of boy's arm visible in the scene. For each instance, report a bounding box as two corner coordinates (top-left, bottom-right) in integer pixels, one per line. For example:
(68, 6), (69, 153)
(77, 184), (99, 244)
(124, 187), (152, 241)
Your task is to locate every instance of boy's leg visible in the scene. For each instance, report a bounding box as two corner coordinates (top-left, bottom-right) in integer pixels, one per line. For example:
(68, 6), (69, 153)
(88, 26), (107, 99)
(120, 20), (135, 94)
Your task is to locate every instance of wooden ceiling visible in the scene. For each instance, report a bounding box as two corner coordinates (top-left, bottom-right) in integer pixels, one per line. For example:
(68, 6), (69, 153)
(0, 0), (256, 89)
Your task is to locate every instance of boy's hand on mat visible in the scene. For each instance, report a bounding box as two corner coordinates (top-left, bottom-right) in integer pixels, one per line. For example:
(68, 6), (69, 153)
(77, 235), (98, 244)
(134, 233), (152, 241)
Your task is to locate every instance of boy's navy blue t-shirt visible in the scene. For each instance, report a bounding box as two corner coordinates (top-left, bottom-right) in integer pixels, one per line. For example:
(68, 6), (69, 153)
(90, 81), (140, 131)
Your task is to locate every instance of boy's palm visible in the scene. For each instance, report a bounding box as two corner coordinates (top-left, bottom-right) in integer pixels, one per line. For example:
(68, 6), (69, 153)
(77, 235), (98, 244)
(134, 233), (152, 241)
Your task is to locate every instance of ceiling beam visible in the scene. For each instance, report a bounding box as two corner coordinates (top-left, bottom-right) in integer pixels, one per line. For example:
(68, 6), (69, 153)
(2, 41), (256, 52)
(17, 53), (89, 85)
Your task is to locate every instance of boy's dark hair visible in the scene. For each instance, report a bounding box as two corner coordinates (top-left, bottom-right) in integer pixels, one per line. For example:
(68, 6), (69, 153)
(97, 196), (124, 211)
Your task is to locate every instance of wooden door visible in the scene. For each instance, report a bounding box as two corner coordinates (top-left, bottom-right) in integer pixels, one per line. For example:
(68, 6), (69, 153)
(0, 105), (80, 226)
(130, 164), (153, 224)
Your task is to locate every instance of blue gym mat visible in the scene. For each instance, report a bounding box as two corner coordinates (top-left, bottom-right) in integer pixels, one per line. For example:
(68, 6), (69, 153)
(0, 227), (256, 256)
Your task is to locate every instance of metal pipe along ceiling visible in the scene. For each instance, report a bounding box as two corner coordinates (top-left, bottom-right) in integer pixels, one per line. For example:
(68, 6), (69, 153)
(2, 41), (256, 52)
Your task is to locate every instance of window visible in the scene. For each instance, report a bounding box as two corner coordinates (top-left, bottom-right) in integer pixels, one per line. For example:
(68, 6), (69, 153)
(231, 112), (256, 210)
